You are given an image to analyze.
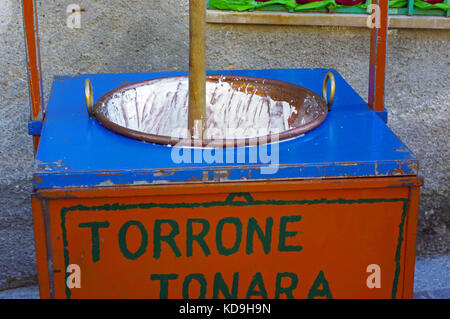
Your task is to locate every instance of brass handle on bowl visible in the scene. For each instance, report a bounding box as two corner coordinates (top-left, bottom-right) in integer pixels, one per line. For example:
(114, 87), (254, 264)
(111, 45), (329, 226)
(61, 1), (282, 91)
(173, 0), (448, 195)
(85, 78), (94, 117)
(322, 72), (335, 111)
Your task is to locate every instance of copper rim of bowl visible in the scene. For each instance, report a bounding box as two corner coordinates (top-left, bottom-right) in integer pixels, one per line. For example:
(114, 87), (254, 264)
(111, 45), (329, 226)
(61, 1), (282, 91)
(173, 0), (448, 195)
(93, 75), (328, 148)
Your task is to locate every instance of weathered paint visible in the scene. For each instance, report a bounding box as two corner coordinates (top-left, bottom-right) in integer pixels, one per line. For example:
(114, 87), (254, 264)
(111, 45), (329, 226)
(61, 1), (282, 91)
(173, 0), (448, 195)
(33, 69), (418, 189)
(401, 185), (420, 298)
(32, 177), (421, 299)
(31, 199), (51, 298)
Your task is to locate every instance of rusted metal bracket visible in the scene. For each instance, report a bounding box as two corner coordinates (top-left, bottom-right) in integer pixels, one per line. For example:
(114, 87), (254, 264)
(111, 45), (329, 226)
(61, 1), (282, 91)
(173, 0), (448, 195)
(28, 120), (43, 136)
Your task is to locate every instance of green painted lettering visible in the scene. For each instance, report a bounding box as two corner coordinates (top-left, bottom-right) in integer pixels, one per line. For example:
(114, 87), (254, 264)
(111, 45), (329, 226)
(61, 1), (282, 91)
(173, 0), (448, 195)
(118, 220), (148, 260)
(275, 272), (298, 299)
(182, 273), (207, 299)
(186, 219), (211, 257)
(153, 219), (181, 259)
(216, 217), (242, 256)
(78, 221), (110, 263)
(245, 272), (268, 299)
(307, 270), (333, 299)
(278, 215), (303, 252)
(213, 272), (239, 299)
(246, 217), (273, 255)
(150, 273), (178, 299)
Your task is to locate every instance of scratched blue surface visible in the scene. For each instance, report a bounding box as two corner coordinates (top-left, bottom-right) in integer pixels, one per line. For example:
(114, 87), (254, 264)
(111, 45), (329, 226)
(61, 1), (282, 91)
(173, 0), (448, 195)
(34, 69), (418, 189)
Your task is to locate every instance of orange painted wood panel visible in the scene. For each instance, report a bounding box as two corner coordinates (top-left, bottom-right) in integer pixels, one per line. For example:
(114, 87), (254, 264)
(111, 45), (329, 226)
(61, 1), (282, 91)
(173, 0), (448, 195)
(33, 178), (420, 299)
(400, 186), (420, 298)
(31, 198), (52, 298)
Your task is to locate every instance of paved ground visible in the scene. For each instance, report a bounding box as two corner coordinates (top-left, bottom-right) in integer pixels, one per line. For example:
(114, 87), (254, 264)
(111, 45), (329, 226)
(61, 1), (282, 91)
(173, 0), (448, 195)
(0, 254), (448, 299)
(411, 254), (450, 299)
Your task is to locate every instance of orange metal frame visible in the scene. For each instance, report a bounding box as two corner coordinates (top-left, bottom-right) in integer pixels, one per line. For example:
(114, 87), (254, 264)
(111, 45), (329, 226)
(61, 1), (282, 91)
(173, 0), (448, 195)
(368, 0), (389, 112)
(22, 0), (44, 151)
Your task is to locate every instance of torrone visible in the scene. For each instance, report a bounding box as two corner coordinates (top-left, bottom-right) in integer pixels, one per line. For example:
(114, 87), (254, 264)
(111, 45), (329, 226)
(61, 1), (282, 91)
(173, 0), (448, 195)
(103, 77), (299, 139)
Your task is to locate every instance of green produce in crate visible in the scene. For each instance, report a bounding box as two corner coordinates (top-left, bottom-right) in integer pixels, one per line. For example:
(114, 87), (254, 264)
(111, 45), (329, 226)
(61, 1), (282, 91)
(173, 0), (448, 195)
(414, 0), (450, 10)
(209, 0), (258, 11)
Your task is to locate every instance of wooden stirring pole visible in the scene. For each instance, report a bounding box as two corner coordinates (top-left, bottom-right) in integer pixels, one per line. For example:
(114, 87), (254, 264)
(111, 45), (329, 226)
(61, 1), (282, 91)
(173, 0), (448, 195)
(188, 0), (206, 140)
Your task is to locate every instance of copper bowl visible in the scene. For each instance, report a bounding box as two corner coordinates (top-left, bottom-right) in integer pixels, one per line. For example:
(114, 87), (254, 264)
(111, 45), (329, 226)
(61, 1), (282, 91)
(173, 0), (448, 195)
(86, 74), (334, 147)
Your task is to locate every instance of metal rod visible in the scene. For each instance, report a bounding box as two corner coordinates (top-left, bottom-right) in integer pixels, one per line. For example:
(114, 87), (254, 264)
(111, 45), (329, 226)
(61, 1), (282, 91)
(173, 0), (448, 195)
(189, 0), (206, 140)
